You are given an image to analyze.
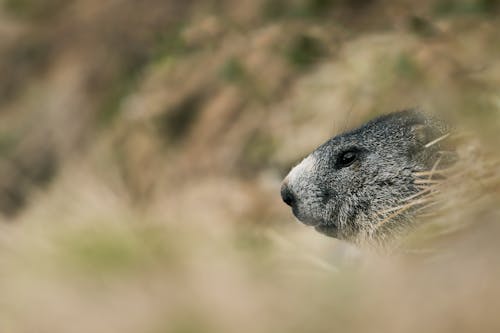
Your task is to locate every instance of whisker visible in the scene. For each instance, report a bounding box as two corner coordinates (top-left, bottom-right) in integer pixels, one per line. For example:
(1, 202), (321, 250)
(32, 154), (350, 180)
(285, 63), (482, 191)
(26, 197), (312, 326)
(425, 133), (450, 148)
(378, 198), (432, 215)
(414, 179), (442, 185)
(374, 199), (433, 232)
(428, 156), (443, 178)
(375, 205), (412, 229)
(402, 186), (439, 202)
(412, 200), (442, 214)
(413, 169), (452, 177)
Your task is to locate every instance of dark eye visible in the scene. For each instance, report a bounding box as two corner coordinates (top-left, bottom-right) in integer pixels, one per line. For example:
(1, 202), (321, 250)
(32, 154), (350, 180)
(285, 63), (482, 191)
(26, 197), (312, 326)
(336, 149), (359, 168)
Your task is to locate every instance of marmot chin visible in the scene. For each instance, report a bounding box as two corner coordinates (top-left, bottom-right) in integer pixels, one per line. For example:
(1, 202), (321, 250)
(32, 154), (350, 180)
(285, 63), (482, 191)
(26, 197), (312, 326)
(281, 109), (452, 244)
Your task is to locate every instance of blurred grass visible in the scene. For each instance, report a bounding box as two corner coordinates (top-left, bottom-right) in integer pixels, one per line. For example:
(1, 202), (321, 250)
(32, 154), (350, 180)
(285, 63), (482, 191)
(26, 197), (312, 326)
(286, 34), (326, 69)
(3, 0), (69, 20)
(434, 0), (500, 15)
(219, 57), (247, 83)
(60, 225), (177, 276)
(0, 0), (499, 332)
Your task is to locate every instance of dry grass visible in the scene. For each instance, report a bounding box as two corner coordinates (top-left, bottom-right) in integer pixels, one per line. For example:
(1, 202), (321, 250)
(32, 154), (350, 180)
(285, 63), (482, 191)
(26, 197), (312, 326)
(0, 0), (499, 332)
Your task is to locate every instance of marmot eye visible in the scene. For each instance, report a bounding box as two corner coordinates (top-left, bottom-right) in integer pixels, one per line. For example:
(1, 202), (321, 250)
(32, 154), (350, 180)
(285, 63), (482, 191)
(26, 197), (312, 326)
(337, 149), (358, 168)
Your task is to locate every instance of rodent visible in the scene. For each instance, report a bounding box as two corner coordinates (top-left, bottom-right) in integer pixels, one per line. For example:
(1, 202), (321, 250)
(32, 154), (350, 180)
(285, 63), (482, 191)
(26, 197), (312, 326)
(280, 109), (453, 245)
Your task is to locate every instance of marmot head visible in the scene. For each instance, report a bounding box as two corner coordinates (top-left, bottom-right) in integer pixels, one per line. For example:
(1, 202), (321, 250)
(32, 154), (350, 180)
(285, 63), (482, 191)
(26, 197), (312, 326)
(281, 110), (449, 243)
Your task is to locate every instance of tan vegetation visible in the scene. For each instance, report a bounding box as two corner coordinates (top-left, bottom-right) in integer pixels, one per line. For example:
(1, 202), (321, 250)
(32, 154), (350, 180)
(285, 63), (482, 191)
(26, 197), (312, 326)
(0, 0), (499, 332)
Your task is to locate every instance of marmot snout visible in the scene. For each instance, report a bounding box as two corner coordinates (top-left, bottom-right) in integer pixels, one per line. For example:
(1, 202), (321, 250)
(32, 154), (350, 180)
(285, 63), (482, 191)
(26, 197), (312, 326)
(281, 109), (452, 244)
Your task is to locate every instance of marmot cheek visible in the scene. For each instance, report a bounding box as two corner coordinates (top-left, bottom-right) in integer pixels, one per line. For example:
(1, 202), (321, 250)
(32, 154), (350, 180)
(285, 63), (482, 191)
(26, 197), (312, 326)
(320, 188), (337, 205)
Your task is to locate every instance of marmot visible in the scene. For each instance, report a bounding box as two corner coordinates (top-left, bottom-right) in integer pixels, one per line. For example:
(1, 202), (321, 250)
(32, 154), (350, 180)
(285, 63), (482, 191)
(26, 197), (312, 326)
(281, 109), (452, 244)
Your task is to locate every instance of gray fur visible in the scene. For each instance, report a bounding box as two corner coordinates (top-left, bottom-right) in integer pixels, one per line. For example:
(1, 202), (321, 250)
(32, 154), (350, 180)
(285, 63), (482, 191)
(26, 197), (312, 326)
(281, 109), (449, 244)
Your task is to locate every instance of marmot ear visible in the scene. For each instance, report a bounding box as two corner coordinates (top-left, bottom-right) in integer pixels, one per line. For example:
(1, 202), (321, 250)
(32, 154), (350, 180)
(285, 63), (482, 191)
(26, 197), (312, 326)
(409, 123), (457, 167)
(407, 123), (440, 161)
(410, 124), (431, 146)
(410, 124), (432, 146)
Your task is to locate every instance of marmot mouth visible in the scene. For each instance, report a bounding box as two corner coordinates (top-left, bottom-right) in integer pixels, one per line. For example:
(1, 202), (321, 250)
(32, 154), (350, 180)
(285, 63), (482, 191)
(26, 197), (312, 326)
(294, 216), (322, 227)
(314, 224), (339, 238)
(293, 212), (324, 227)
(291, 207), (323, 227)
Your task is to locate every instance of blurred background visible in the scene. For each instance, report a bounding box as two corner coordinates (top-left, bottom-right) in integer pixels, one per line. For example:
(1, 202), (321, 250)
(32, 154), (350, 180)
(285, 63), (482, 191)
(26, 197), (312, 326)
(0, 0), (499, 332)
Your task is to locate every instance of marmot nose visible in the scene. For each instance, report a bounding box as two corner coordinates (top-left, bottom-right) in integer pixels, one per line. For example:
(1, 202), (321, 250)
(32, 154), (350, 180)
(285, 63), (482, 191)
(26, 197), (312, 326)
(280, 184), (296, 207)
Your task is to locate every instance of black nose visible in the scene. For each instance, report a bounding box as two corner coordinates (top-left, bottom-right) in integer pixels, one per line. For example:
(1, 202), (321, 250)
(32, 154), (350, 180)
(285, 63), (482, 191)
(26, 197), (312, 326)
(280, 184), (296, 207)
